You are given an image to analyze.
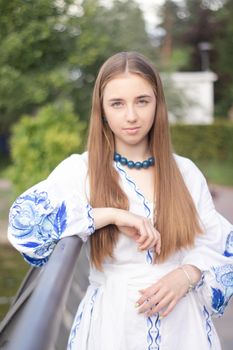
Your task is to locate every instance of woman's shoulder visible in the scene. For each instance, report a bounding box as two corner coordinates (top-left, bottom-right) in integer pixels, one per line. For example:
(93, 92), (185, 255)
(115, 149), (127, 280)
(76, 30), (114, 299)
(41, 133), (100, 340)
(173, 153), (204, 183)
(57, 151), (88, 167)
(66, 151), (88, 166)
(173, 153), (200, 173)
(47, 151), (88, 181)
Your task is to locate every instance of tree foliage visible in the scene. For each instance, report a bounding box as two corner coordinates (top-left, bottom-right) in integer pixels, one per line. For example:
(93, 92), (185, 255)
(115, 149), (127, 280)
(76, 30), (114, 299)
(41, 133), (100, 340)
(8, 102), (86, 195)
(156, 0), (233, 116)
(60, 0), (156, 123)
(213, 0), (233, 117)
(2, 0), (231, 159)
(0, 0), (154, 133)
(0, 0), (75, 131)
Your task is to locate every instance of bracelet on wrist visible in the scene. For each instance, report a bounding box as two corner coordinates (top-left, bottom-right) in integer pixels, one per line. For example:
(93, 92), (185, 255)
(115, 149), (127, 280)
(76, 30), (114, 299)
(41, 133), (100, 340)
(179, 266), (196, 295)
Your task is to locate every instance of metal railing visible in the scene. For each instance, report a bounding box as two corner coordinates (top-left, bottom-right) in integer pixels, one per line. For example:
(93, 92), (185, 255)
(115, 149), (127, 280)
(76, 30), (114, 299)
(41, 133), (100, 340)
(0, 236), (83, 350)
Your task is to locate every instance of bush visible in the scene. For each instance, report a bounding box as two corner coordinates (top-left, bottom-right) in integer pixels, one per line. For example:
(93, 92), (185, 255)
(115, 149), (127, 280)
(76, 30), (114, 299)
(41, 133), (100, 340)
(8, 102), (87, 195)
(8, 114), (233, 194)
(171, 122), (233, 163)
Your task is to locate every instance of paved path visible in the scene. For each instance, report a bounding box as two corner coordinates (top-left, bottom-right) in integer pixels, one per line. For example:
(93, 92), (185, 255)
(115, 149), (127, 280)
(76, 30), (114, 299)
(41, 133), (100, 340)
(0, 179), (11, 190)
(210, 184), (233, 223)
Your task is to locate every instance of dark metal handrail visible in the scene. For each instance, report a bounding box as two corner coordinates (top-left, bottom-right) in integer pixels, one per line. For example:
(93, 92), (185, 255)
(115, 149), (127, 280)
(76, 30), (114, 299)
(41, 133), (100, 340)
(3, 236), (83, 350)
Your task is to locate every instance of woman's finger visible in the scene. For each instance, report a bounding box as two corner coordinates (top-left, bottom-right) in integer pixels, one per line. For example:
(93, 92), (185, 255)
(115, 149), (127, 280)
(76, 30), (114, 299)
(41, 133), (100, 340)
(137, 221), (154, 250)
(147, 228), (161, 251)
(159, 299), (177, 317)
(145, 292), (174, 317)
(136, 219), (150, 245)
(137, 289), (164, 314)
(136, 283), (161, 307)
(139, 221), (160, 252)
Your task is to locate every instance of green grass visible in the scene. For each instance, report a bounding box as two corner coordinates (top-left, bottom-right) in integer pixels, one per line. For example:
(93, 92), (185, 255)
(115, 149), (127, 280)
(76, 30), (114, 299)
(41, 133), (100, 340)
(0, 244), (29, 321)
(196, 161), (233, 186)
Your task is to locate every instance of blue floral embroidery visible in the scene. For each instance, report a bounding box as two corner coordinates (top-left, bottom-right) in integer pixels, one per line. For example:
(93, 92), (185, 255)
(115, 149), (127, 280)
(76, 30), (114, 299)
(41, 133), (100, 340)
(146, 248), (153, 265)
(115, 162), (151, 216)
(10, 190), (67, 240)
(90, 288), (98, 314)
(86, 203), (95, 234)
(67, 288), (98, 350)
(22, 252), (49, 267)
(195, 271), (205, 290)
(203, 306), (212, 347)
(147, 314), (161, 350)
(68, 302), (85, 350)
(115, 162), (154, 264)
(211, 288), (225, 311)
(224, 231), (233, 257)
(213, 264), (233, 288)
(9, 190), (67, 266)
(211, 264), (233, 315)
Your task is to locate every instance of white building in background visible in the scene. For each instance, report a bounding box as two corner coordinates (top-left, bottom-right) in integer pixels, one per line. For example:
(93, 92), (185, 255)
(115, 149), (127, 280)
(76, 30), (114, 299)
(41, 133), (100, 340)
(167, 71), (218, 124)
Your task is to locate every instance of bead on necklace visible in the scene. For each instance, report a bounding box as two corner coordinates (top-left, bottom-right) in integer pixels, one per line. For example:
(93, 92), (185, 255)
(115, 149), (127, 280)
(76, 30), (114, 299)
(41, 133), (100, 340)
(114, 152), (155, 169)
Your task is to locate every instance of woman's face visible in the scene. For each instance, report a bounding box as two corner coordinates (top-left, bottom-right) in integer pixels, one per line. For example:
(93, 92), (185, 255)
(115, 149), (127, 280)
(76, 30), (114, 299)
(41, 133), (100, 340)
(102, 73), (156, 149)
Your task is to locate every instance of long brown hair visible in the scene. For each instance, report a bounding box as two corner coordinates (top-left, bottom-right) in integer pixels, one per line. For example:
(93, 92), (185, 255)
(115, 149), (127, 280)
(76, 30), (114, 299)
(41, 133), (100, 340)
(87, 51), (202, 270)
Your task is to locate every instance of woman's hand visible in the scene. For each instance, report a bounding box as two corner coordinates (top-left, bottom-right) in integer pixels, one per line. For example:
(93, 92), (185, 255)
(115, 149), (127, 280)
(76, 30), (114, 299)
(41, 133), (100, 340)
(135, 265), (201, 318)
(113, 209), (161, 255)
(92, 207), (161, 254)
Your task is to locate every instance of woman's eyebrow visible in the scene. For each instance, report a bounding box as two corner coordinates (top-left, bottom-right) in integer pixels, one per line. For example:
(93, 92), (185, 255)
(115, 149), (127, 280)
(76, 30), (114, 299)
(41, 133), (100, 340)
(136, 94), (153, 99)
(108, 98), (123, 102)
(108, 94), (153, 102)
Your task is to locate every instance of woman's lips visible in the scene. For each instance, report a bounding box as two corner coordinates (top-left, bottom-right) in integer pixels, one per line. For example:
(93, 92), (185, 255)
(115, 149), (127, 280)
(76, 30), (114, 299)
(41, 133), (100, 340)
(123, 127), (140, 135)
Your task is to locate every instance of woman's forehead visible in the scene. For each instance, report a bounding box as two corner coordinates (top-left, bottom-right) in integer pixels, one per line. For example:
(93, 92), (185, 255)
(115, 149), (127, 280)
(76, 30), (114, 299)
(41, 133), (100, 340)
(103, 73), (154, 99)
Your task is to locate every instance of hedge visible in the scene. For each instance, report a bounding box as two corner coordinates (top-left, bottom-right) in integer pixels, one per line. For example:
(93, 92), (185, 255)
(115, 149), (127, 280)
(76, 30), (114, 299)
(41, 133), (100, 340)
(170, 122), (233, 163)
(8, 102), (87, 195)
(8, 114), (233, 195)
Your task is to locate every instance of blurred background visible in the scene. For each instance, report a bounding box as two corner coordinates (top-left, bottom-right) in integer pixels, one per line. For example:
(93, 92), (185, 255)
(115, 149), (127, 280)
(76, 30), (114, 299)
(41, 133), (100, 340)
(0, 0), (232, 348)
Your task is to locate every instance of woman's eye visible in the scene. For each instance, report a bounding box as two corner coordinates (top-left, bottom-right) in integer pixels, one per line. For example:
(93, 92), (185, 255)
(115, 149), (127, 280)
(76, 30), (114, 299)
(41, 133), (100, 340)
(138, 99), (148, 105)
(111, 101), (123, 108)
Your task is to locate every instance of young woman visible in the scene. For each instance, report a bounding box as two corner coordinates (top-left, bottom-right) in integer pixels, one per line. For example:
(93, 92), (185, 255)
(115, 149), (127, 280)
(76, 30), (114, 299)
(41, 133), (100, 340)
(8, 52), (233, 350)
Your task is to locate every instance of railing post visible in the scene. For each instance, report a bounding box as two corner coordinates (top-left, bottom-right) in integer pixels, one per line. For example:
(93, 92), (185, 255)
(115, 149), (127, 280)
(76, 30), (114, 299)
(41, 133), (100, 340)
(5, 236), (83, 350)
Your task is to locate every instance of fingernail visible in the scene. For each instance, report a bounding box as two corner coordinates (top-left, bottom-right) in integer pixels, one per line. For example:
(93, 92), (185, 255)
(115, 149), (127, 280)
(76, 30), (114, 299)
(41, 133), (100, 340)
(135, 302), (140, 308)
(159, 315), (163, 320)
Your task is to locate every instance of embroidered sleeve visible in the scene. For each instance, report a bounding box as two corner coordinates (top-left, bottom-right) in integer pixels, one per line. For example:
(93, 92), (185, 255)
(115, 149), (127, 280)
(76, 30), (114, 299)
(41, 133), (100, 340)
(181, 163), (233, 317)
(8, 154), (95, 267)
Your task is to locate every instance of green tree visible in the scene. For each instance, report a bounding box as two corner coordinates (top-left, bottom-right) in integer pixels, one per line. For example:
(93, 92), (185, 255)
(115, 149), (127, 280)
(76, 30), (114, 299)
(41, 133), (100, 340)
(156, 0), (187, 70)
(156, 0), (220, 71)
(68, 0), (156, 121)
(8, 102), (86, 194)
(156, 0), (232, 117)
(0, 0), (154, 135)
(214, 0), (233, 117)
(0, 0), (75, 132)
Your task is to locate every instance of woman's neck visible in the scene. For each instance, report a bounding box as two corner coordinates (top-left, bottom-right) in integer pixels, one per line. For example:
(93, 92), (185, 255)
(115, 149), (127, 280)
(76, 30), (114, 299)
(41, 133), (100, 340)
(115, 141), (151, 162)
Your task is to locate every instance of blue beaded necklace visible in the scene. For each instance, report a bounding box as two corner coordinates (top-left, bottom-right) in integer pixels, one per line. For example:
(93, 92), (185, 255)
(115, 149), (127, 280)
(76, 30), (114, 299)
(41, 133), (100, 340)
(114, 152), (155, 169)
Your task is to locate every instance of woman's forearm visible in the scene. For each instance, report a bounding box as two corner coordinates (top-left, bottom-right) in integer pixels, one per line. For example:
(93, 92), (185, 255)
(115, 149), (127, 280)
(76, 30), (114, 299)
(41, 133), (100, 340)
(92, 207), (117, 230)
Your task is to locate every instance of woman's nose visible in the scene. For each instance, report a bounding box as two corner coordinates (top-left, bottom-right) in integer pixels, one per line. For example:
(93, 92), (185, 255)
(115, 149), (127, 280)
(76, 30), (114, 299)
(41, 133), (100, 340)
(125, 105), (137, 122)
